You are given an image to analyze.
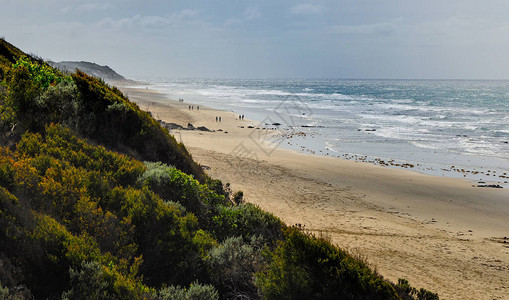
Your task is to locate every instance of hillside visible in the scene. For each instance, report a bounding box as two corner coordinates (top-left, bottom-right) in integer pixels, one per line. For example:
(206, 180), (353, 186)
(48, 61), (126, 82)
(0, 38), (437, 299)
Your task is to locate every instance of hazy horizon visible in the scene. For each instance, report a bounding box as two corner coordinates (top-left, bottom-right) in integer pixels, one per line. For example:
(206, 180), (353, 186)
(3, 0), (509, 80)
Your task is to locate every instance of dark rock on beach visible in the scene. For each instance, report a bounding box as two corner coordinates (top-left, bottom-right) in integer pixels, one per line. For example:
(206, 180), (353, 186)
(197, 126), (212, 132)
(477, 184), (503, 189)
(166, 123), (184, 130)
(158, 120), (213, 132)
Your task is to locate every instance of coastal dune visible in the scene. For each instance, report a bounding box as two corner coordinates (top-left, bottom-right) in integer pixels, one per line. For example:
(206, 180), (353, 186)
(120, 85), (509, 300)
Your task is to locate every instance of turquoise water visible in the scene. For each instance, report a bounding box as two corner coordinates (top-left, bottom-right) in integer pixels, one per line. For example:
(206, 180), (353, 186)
(138, 78), (509, 185)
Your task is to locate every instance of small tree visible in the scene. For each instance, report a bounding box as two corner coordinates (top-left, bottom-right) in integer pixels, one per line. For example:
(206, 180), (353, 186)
(207, 236), (263, 299)
(61, 261), (109, 300)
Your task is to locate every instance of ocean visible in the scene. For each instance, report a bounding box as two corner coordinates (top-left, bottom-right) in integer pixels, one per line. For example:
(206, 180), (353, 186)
(135, 78), (509, 186)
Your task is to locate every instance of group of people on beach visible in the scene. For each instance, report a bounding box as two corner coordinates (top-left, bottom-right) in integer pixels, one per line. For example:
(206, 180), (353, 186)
(214, 114), (244, 122)
(188, 105), (199, 110)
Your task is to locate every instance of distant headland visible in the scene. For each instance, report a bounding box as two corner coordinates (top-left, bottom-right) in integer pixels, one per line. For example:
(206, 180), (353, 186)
(48, 60), (127, 82)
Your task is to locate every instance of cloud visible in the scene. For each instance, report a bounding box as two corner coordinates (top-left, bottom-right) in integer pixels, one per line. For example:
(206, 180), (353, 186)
(97, 9), (201, 30)
(76, 3), (113, 13)
(98, 15), (170, 29)
(330, 22), (396, 35)
(398, 15), (509, 48)
(290, 3), (324, 15)
(225, 6), (261, 26)
(244, 6), (261, 21)
(175, 9), (200, 20)
(60, 6), (71, 13)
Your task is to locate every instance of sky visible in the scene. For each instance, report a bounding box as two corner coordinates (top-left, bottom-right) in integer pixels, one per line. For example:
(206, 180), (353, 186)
(2, 0), (509, 79)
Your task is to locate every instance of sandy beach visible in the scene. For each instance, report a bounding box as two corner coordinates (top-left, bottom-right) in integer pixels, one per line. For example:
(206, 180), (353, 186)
(119, 85), (509, 300)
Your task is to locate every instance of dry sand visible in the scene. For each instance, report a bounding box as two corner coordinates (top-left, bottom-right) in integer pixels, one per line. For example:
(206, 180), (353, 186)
(120, 85), (509, 300)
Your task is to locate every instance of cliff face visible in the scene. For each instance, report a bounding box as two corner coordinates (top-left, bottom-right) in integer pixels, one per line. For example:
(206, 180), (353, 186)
(48, 60), (126, 81)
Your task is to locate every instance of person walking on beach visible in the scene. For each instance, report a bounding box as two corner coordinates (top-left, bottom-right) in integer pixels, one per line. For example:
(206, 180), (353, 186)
(188, 105), (191, 110)
(242, 114), (244, 120)
(219, 116), (222, 122)
(216, 116), (218, 122)
(197, 106), (200, 110)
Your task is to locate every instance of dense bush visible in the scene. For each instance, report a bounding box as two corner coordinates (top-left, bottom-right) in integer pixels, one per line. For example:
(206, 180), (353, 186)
(395, 279), (439, 300)
(207, 236), (263, 299)
(0, 125), (212, 297)
(0, 283), (8, 299)
(3, 56), (69, 132)
(0, 151), (15, 190)
(62, 260), (153, 300)
(139, 161), (226, 216)
(61, 261), (110, 300)
(157, 282), (220, 300)
(256, 227), (399, 300)
(211, 203), (284, 243)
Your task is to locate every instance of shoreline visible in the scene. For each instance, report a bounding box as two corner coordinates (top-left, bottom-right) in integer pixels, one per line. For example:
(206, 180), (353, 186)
(118, 84), (509, 300)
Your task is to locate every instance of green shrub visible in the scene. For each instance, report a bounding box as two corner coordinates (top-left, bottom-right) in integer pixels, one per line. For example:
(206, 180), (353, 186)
(416, 289), (439, 300)
(0, 39), (25, 67)
(192, 229), (218, 258)
(62, 260), (153, 300)
(139, 162), (225, 216)
(139, 162), (204, 214)
(395, 278), (439, 300)
(211, 203), (284, 243)
(4, 59), (40, 129)
(205, 178), (230, 200)
(0, 280), (32, 300)
(233, 191), (244, 204)
(0, 187), (29, 262)
(61, 261), (109, 300)
(0, 149), (15, 190)
(37, 79), (78, 126)
(157, 282), (219, 300)
(0, 283), (9, 299)
(17, 124), (145, 188)
(105, 186), (206, 287)
(4, 56), (67, 131)
(207, 236), (263, 299)
(255, 227), (399, 300)
(0, 163), (14, 191)
(11, 56), (64, 90)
